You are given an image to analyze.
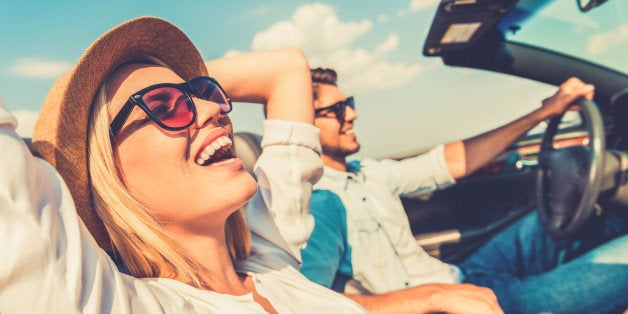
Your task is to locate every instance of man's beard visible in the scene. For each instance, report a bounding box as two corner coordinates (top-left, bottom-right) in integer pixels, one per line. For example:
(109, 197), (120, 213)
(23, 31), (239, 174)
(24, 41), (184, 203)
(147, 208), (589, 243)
(322, 142), (361, 158)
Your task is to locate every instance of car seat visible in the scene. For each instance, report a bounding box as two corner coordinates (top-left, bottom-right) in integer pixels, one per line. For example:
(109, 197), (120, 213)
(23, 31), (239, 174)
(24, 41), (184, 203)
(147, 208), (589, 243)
(233, 132), (263, 179)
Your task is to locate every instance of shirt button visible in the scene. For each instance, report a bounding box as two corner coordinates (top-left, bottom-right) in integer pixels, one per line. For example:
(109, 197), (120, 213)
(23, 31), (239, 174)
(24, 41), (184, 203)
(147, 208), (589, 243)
(362, 197), (367, 201)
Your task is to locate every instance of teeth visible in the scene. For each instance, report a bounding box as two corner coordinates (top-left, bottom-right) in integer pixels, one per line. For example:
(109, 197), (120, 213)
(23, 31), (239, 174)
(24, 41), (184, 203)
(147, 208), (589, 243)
(204, 146), (216, 157)
(215, 158), (235, 165)
(195, 136), (233, 165)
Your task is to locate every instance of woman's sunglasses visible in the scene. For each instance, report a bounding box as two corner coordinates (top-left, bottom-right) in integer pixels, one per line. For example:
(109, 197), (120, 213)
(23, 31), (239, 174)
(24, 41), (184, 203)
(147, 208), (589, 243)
(109, 76), (232, 137)
(314, 96), (355, 121)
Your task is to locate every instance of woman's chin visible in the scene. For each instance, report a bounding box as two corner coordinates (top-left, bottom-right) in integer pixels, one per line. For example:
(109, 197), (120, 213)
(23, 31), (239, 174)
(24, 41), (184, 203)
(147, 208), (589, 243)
(224, 172), (258, 212)
(241, 173), (258, 203)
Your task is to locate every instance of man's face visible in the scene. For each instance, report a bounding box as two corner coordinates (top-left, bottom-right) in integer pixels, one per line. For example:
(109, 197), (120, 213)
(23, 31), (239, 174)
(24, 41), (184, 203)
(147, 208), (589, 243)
(314, 84), (360, 159)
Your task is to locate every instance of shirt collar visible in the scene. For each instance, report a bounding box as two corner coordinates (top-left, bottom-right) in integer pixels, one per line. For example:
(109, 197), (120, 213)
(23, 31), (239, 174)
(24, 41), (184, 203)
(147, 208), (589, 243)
(322, 160), (363, 189)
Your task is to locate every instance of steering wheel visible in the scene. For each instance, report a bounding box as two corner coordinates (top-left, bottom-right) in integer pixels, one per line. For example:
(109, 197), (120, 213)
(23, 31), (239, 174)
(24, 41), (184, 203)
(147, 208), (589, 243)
(536, 97), (605, 237)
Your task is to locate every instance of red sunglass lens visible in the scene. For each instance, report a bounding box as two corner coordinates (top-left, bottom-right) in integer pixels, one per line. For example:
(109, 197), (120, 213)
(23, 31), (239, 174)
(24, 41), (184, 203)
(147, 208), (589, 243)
(142, 87), (194, 128)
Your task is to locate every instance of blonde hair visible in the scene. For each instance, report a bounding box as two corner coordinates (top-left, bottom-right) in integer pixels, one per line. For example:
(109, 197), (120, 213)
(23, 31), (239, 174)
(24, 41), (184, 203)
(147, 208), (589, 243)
(87, 57), (250, 288)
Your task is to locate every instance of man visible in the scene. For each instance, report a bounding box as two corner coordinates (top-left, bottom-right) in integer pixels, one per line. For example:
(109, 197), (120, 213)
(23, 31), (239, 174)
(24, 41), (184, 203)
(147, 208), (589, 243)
(300, 68), (628, 313)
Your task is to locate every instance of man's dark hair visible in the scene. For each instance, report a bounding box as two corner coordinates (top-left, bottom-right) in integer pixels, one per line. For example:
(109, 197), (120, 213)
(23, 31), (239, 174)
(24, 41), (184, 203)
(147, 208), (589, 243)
(311, 67), (337, 100)
(311, 68), (337, 85)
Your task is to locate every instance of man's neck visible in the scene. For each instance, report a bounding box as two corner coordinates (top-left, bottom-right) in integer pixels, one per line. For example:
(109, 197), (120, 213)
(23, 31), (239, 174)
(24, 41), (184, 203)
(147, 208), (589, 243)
(322, 154), (348, 172)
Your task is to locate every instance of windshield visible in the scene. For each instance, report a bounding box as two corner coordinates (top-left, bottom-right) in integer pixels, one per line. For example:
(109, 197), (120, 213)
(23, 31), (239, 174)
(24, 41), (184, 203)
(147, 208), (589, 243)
(501, 0), (628, 75)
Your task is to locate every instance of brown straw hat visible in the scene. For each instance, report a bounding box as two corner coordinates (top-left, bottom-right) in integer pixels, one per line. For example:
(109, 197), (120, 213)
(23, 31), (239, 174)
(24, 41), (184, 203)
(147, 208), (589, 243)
(32, 16), (208, 253)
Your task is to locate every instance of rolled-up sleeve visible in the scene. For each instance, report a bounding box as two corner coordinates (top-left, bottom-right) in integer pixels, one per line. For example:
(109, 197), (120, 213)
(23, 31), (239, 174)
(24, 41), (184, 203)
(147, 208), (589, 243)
(246, 119), (323, 265)
(373, 144), (456, 196)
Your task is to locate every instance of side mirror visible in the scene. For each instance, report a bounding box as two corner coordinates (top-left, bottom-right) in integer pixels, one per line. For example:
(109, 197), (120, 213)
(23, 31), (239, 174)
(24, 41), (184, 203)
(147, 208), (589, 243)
(576, 0), (609, 12)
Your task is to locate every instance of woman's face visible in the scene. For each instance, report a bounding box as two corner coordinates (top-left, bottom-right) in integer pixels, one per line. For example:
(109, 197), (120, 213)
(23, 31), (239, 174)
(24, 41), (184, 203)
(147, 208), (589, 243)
(106, 64), (257, 229)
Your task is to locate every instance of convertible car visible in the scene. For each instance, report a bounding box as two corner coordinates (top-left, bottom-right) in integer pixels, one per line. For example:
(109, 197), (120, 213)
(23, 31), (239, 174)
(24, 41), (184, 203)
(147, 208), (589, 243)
(233, 0), (628, 264)
(396, 0), (628, 262)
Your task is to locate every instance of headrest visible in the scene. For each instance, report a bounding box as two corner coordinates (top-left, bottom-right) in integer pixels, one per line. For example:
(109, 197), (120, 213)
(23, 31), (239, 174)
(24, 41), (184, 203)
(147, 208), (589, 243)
(233, 132), (263, 179)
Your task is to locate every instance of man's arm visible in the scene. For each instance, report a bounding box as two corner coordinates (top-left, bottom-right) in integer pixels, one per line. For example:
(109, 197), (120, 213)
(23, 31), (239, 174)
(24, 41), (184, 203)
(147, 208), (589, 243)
(445, 77), (595, 179)
(344, 283), (503, 314)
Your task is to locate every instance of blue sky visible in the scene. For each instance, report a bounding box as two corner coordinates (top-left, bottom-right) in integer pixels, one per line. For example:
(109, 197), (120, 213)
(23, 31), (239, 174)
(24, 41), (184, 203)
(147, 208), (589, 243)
(1, 1), (626, 158)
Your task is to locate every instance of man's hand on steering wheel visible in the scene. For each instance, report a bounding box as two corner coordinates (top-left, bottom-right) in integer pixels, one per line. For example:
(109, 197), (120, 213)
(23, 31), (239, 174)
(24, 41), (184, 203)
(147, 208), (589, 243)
(540, 77), (595, 117)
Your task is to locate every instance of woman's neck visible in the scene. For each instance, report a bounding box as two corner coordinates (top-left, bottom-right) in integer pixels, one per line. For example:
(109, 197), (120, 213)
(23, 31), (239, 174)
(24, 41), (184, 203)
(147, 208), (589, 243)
(165, 219), (248, 295)
(167, 223), (278, 313)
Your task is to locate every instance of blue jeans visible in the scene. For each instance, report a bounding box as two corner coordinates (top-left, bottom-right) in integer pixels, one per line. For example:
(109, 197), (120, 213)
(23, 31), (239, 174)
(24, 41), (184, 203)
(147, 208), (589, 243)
(457, 211), (628, 314)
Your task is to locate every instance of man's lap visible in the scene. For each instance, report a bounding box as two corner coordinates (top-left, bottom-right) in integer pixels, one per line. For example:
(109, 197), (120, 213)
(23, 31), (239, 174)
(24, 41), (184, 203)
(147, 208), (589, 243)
(456, 210), (628, 313)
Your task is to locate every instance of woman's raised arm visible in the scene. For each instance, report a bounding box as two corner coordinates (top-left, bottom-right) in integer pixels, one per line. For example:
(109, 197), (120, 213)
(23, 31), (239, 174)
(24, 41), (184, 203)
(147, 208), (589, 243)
(205, 47), (313, 124)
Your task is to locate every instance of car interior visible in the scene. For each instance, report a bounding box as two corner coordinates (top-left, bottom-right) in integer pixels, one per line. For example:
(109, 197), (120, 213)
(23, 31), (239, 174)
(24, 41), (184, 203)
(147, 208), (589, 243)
(233, 0), (628, 264)
(405, 0), (628, 262)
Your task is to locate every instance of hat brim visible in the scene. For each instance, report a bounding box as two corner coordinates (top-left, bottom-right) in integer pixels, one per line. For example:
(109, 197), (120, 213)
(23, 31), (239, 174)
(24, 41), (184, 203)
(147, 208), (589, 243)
(33, 17), (208, 252)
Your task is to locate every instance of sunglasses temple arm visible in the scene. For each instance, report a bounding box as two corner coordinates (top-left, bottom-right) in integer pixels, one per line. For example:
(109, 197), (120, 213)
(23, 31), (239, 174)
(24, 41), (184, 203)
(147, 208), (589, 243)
(110, 101), (136, 137)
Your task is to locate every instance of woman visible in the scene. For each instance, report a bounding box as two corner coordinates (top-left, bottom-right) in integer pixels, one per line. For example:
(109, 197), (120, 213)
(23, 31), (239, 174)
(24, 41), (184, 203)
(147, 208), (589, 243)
(0, 17), (366, 313)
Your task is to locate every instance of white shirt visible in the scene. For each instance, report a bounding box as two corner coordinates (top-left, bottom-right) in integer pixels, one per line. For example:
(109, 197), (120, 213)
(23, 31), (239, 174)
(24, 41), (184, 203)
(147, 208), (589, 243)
(310, 147), (462, 294)
(0, 100), (366, 314)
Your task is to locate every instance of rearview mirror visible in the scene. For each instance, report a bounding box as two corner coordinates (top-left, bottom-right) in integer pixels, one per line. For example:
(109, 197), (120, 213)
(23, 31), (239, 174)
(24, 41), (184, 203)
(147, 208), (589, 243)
(577, 0), (609, 12)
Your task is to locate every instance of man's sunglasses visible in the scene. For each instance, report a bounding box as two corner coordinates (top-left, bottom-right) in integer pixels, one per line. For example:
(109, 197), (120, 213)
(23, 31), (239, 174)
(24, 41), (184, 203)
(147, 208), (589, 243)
(109, 76), (232, 137)
(314, 96), (355, 120)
